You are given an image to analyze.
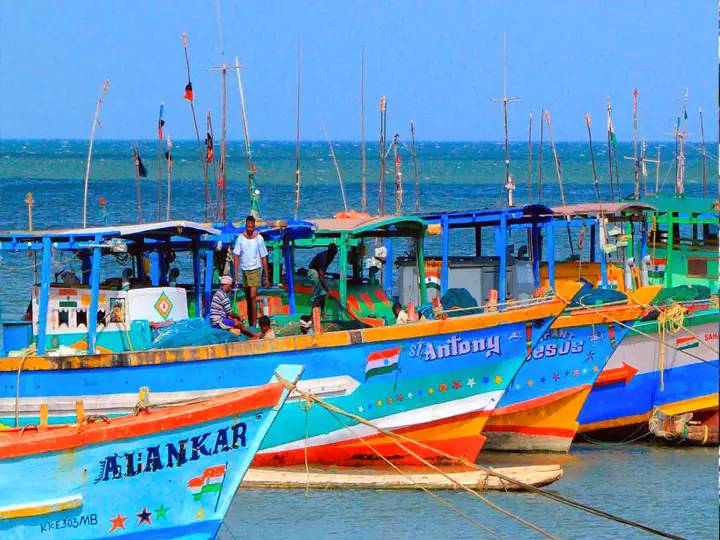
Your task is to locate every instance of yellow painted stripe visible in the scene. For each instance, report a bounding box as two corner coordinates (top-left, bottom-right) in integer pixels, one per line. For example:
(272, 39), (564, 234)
(0, 495), (82, 519)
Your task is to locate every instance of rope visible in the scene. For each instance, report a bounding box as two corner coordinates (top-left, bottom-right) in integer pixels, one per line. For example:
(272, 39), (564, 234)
(657, 303), (686, 391)
(274, 373), (686, 540)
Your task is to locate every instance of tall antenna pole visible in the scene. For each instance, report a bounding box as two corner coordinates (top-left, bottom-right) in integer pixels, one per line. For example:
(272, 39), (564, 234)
(676, 89), (688, 195)
(133, 144), (143, 223)
(632, 88), (640, 200)
(294, 36), (302, 220)
(607, 97), (619, 200)
(165, 136), (173, 221)
(360, 46), (367, 213)
(537, 107), (544, 202)
(234, 56), (261, 218)
(641, 139), (648, 196)
(219, 65), (228, 221)
(378, 96), (387, 215)
(410, 120), (420, 212)
(182, 33), (210, 221)
(655, 146), (661, 194)
(527, 111), (533, 203)
(545, 110), (574, 256)
(322, 122), (348, 213)
(393, 134), (403, 214)
(700, 108), (708, 196)
(492, 34), (521, 206)
(586, 114), (600, 203)
(82, 79), (110, 228)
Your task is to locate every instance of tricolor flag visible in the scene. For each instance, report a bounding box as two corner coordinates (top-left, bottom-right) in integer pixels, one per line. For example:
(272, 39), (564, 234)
(365, 347), (401, 381)
(187, 465), (226, 501)
(158, 103), (165, 141)
(675, 336), (699, 352)
(425, 269), (441, 290)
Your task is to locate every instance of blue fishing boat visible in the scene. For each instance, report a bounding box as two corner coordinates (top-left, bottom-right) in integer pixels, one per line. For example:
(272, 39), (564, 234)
(0, 364), (303, 540)
(0, 217), (581, 466)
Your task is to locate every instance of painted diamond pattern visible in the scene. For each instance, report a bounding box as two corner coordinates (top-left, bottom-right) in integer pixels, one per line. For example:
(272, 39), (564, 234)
(154, 292), (173, 319)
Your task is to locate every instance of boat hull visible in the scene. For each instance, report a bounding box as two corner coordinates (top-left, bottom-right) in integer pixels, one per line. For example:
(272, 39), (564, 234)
(577, 313), (719, 440)
(0, 368), (298, 540)
(482, 321), (629, 452)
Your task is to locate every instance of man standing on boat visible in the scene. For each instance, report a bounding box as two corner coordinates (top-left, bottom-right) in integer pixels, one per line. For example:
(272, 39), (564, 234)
(308, 243), (337, 313)
(233, 215), (270, 328)
(210, 276), (257, 338)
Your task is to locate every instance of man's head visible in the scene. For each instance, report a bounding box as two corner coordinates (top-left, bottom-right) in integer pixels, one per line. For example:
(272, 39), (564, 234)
(328, 243), (338, 256)
(299, 315), (313, 334)
(245, 215), (256, 235)
(220, 275), (233, 292)
(258, 315), (271, 332)
(392, 301), (403, 316)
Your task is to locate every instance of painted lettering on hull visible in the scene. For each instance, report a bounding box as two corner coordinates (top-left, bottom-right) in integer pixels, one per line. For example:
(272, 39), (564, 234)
(408, 334), (501, 361)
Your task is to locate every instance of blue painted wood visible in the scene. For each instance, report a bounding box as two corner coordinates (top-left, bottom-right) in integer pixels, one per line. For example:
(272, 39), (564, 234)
(37, 237), (53, 355)
(283, 238), (296, 315)
(87, 236), (102, 355)
(498, 213), (507, 307)
(203, 250), (213, 318)
(192, 241), (202, 317)
(546, 220), (555, 288)
(440, 214), (449, 295)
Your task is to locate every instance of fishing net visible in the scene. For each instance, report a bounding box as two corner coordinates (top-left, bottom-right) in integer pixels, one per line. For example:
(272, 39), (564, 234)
(148, 318), (246, 349)
(440, 288), (481, 317)
(651, 285), (711, 306)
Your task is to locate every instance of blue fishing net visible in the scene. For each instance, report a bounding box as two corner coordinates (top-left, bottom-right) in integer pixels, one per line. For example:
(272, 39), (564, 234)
(148, 318), (247, 349)
(441, 288), (481, 317)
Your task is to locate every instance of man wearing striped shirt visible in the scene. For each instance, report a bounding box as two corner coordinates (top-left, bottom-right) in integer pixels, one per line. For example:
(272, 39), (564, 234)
(210, 275), (256, 338)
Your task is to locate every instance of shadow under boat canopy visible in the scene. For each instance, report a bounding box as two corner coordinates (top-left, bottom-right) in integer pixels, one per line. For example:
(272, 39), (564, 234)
(0, 220), (315, 356)
(413, 205), (555, 307)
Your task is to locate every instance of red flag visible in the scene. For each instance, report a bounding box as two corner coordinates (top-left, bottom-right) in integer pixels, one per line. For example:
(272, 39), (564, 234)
(205, 132), (214, 163)
(184, 82), (194, 101)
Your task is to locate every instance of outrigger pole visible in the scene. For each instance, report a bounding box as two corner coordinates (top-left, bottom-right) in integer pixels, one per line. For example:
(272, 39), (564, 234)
(322, 122), (348, 213)
(410, 120), (420, 212)
(538, 107), (544, 202)
(545, 110), (574, 256)
(234, 56), (261, 219)
(208, 64), (229, 221)
(378, 96), (387, 215)
(294, 36), (302, 220)
(527, 112), (533, 203)
(182, 33), (211, 221)
(165, 136), (173, 220)
(82, 79), (109, 228)
(585, 114), (601, 203)
(360, 47), (367, 213)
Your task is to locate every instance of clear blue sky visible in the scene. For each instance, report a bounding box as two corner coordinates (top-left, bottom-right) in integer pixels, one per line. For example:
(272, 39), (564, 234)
(0, 1), (715, 141)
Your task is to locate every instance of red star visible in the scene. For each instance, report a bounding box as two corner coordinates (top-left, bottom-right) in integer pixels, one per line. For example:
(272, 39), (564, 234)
(439, 383), (447, 392)
(397, 394), (403, 401)
(137, 507), (152, 526)
(109, 514), (127, 533)
(573, 369), (580, 376)
(453, 380), (462, 389)
(386, 397), (393, 404)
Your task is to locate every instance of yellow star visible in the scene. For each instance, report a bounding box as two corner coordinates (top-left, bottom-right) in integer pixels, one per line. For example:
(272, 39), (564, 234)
(494, 375), (503, 384)
(196, 506), (205, 520)
(377, 400), (383, 407)
(428, 387), (434, 395)
(527, 379), (534, 386)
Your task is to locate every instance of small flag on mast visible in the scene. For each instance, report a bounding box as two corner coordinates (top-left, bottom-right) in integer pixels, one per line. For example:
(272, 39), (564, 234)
(205, 132), (214, 163)
(134, 147), (148, 177)
(184, 82), (194, 102)
(158, 103), (165, 141)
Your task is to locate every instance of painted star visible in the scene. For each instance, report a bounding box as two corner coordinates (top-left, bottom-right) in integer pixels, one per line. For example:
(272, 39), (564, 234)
(407, 392), (413, 399)
(417, 389), (423, 396)
(387, 397), (393, 404)
(573, 369), (580, 376)
(358, 405), (364, 413)
(592, 365), (599, 372)
(527, 379), (534, 387)
(367, 403), (372, 410)
(439, 383), (447, 392)
(196, 506), (205, 520)
(377, 400), (383, 407)
(564, 370), (570, 376)
(515, 384), (521, 390)
(453, 380), (462, 390)
(581, 368), (588, 375)
(482, 376), (490, 384)
(466, 377), (476, 388)
(494, 375), (503, 385)
(154, 505), (169, 521)
(108, 514), (127, 533)
(552, 373), (560, 381)
(136, 507), (152, 526)
(540, 376), (546, 383)
(397, 394), (403, 401)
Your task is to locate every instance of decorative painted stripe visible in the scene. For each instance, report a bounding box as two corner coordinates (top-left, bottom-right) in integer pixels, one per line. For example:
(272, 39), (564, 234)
(260, 391), (503, 454)
(482, 424), (577, 439)
(490, 385), (590, 417)
(0, 383), (283, 459)
(0, 494), (82, 520)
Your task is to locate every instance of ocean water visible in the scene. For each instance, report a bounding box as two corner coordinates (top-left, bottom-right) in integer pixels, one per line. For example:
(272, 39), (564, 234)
(0, 140), (717, 538)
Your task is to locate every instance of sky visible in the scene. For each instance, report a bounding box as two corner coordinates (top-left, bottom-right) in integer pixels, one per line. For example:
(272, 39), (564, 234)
(0, 1), (716, 141)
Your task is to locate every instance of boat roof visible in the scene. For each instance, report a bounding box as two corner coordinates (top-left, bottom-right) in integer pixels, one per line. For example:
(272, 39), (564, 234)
(0, 221), (220, 244)
(640, 194), (719, 216)
(213, 219), (316, 242)
(309, 215), (426, 238)
(420, 204), (554, 228)
(552, 202), (655, 217)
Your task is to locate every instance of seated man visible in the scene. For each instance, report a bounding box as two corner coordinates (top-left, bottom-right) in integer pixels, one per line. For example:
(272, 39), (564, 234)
(392, 301), (409, 325)
(308, 243), (338, 313)
(210, 276), (257, 338)
(258, 315), (276, 339)
(299, 315), (314, 335)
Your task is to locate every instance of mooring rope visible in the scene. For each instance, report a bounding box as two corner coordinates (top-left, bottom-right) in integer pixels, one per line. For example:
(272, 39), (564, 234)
(274, 373), (686, 540)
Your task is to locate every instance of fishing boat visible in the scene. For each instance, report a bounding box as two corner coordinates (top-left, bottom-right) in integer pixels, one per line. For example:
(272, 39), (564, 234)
(0, 217), (581, 467)
(0, 364), (303, 540)
(538, 201), (719, 441)
(397, 206), (660, 452)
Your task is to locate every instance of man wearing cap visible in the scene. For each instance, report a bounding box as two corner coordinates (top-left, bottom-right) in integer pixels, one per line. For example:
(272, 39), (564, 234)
(233, 215), (270, 328)
(210, 276), (256, 338)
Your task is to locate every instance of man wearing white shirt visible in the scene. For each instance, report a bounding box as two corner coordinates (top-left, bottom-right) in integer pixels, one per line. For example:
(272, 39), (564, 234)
(233, 215), (270, 327)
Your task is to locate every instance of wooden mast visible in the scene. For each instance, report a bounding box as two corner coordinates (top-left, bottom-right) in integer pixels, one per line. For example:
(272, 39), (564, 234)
(294, 35), (302, 220)
(360, 46), (367, 213)
(545, 110), (574, 256)
(220, 65), (227, 221)
(132, 144), (143, 223)
(527, 112), (533, 203)
(393, 134), (403, 214)
(585, 114), (600, 202)
(157, 103), (164, 221)
(322, 122), (348, 213)
(234, 56), (261, 218)
(632, 89), (640, 199)
(82, 79), (110, 228)
(378, 96), (387, 215)
(182, 33), (210, 221)
(410, 120), (420, 212)
(492, 34), (520, 207)
(699, 107), (708, 196)
(165, 136), (173, 220)
(537, 107), (544, 201)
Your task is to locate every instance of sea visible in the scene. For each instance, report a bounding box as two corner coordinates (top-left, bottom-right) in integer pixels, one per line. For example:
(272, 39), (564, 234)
(0, 140), (717, 538)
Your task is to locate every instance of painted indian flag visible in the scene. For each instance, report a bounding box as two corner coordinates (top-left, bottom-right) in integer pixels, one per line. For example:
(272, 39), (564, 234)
(675, 336), (699, 352)
(365, 347), (401, 381)
(425, 269), (441, 290)
(187, 464), (226, 501)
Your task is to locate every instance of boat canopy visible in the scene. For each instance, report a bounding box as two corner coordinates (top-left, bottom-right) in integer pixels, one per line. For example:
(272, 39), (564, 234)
(551, 202), (655, 218)
(309, 215), (426, 239)
(420, 204), (554, 228)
